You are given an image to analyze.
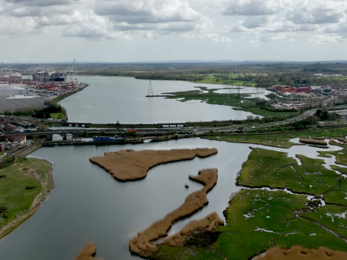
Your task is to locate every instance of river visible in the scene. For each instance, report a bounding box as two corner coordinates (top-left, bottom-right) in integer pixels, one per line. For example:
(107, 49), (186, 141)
(60, 76), (263, 124)
(0, 138), (342, 260)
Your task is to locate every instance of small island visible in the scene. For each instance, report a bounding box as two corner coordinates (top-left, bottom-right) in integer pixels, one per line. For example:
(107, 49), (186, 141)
(89, 148), (218, 181)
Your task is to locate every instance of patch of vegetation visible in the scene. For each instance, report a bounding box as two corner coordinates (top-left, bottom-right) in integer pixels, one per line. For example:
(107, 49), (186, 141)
(184, 231), (222, 248)
(0, 159), (50, 234)
(50, 113), (66, 120)
(32, 101), (67, 120)
(204, 127), (347, 148)
(319, 146), (347, 166)
(301, 204), (347, 239)
(164, 90), (299, 118)
(324, 165), (347, 206)
(204, 133), (298, 148)
(238, 148), (342, 196)
(150, 190), (347, 260)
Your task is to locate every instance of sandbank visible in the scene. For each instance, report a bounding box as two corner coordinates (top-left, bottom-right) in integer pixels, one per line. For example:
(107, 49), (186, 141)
(163, 212), (224, 246)
(89, 148), (218, 181)
(299, 138), (327, 145)
(129, 168), (218, 256)
(75, 241), (103, 260)
(254, 246), (347, 260)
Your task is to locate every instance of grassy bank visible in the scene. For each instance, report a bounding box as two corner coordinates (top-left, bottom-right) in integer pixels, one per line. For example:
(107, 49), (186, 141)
(164, 89), (298, 118)
(203, 127), (347, 148)
(0, 158), (54, 239)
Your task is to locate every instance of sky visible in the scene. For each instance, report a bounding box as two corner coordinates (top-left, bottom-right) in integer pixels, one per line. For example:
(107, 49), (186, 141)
(0, 0), (347, 63)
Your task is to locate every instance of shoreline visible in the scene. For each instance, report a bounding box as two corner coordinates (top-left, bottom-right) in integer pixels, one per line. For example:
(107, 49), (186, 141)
(0, 158), (55, 240)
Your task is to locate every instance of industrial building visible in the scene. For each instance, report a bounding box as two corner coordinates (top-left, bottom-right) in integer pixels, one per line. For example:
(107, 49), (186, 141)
(32, 71), (66, 82)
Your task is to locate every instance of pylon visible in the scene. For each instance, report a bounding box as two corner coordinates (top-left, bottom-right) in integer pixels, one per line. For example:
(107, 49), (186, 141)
(147, 80), (154, 96)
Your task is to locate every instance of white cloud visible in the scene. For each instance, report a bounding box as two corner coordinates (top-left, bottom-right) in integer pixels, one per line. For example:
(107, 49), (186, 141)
(309, 33), (346, 44)
(260, 33), (290, 42)
(223, 0), (291, 16)
(182, 32), (232, 43)
(230, 16), (272, 32)
(287, 1), (347, 25)
(94, 0), (212, 34)
(95, 0), (203, 23)
(4, 0), (78, 7)
(62, 11), (131, 40)
(225, 0), (347, 45)
(0, 15), (43, 38)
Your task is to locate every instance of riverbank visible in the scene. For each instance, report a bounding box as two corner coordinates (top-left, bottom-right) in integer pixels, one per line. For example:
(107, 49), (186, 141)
(0, 158), (54, 239)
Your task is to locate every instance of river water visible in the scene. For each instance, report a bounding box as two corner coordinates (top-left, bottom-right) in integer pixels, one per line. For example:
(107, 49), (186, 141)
(60, 76), (258, 124)
(0, 138), (342, 260)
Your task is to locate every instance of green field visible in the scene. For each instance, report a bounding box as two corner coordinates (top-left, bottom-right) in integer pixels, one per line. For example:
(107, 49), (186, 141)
(238, 148), (342, 196)
(50, 113), (66, 120)
(164, 89), (298, 118)
(197, 77), (257, 87)
(150, 190), (347, 260)
(204, 127), (347, 148)
(204, 133), (298, 148)
(0, 158), (52, 238)
(148, 131), (347, 260)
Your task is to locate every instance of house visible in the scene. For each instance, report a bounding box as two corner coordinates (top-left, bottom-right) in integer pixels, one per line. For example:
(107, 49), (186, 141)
(0, 142), (6, 152)
(14, 136), (26, 145)
(5, 135), (27, 146)
(328, 110), (347, 120)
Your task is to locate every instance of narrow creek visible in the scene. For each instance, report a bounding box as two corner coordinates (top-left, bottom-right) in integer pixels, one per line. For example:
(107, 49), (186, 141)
(0, 138), (344, 260)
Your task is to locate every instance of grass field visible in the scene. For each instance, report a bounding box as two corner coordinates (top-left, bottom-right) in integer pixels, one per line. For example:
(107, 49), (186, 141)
(0, 158), (52, 238)
(197, 77), (257, 87)
(150, 190), (347, 260)
(204, 127), (347, 148)
(148, 130), (347, 260)
(238, 148), (342, 196)
(50, 113), (66, 121)
(204, 133), (298, 148)
(164, 89), (298, 118)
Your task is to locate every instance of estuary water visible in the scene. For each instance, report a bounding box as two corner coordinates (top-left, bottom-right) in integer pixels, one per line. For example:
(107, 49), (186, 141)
(60, 76), (257, 124)
(0, 139), (342, 260)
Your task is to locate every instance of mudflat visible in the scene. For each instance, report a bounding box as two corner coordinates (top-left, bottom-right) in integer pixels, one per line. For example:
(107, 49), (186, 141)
(89, 148), (218, 181)
(299, 138), (327, 145)
(129, 168), (218, 257)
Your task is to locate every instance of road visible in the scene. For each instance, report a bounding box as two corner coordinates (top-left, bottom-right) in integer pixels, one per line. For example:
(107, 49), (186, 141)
(2, 108), (318, 138)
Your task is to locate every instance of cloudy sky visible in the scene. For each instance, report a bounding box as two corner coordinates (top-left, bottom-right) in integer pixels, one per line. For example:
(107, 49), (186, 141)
(0, 0), (347, 62)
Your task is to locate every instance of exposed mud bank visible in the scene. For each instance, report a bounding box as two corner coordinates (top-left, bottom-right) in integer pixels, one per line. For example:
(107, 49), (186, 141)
(129, 168), (218, 257)
(89, 148), (218, 181)
(253, 246), (347, 260)
(299, 138), (327, 145)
